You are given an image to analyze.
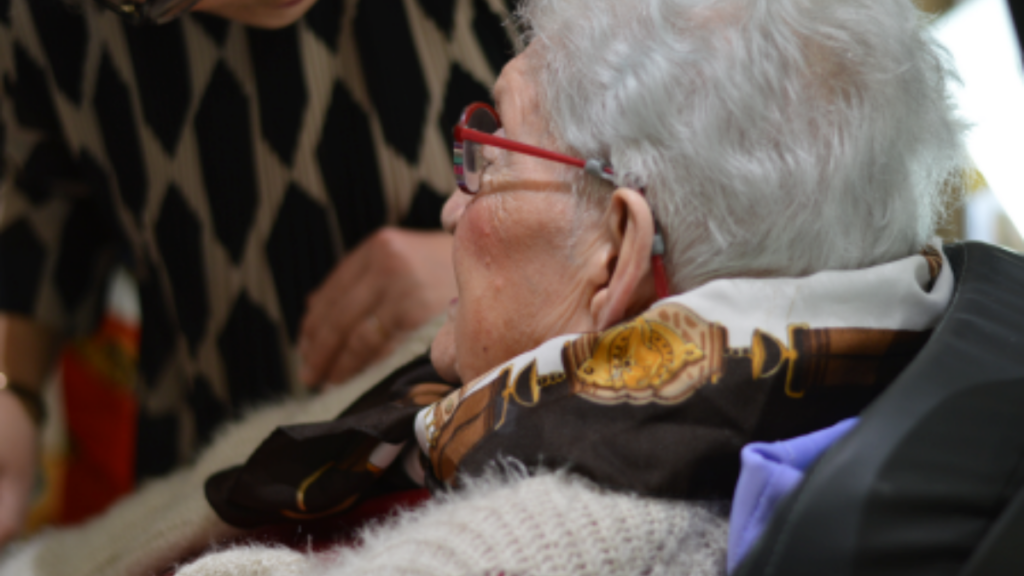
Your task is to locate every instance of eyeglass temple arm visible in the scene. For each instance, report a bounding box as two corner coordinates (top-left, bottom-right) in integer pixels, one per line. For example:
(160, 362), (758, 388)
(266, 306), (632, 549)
(650, 224), (670, 300)
(639, 187), (670, 301)
(456, 127), (615, 177)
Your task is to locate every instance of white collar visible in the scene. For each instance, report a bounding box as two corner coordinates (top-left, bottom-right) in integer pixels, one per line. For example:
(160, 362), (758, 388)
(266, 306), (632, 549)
(669, 239), (953, 348)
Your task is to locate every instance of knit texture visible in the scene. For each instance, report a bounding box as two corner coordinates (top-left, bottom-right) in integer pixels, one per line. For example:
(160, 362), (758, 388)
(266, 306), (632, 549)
(177, 470), (729, 576)
(177, 547), (309, 576)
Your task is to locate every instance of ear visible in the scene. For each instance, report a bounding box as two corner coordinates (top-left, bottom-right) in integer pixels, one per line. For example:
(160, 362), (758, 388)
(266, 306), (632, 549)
(590, 187), (658, 329)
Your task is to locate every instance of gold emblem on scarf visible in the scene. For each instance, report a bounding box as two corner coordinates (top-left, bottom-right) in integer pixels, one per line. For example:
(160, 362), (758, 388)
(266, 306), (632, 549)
(570, 304), (726, 405)
(749, 326), (804, 398)
(577, 320), (700, 388)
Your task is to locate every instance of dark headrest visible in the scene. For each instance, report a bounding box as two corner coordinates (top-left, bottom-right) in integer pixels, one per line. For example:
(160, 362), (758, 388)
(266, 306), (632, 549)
(735, 242), (1024, 576)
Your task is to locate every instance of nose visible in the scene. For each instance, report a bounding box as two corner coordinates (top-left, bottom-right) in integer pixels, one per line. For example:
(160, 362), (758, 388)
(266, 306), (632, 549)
(442, 188), (472, 233)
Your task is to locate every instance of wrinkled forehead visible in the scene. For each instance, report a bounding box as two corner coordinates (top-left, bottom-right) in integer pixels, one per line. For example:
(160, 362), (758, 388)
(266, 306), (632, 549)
(491, 46), (561, 149)
(492, 46), (543, 118)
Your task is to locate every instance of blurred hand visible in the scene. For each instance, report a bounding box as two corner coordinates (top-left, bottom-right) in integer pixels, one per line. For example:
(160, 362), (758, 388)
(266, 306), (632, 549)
(298, 227), (456, 387)
(0, 391), (38, 547)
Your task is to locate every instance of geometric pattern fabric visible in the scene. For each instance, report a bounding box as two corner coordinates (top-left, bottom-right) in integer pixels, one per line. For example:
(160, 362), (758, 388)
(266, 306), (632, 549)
(0, 0), (512, 474)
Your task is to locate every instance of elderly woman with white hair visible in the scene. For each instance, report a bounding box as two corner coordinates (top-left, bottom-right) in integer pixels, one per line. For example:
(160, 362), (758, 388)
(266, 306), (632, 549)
(202, 0), (962, 558)
(0, 0), (970, 574)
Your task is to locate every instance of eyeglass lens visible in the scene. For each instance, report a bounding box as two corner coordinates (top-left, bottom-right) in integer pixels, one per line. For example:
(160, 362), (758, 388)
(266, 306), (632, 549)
(463, 107), (500, 193)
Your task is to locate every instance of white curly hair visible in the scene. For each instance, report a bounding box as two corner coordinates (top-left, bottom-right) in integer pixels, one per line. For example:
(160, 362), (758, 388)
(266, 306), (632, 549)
(516, 0), (966, 291)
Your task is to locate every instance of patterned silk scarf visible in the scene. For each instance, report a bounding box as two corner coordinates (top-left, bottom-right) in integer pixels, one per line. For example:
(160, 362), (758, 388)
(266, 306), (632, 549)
(207, 245), (952, 528)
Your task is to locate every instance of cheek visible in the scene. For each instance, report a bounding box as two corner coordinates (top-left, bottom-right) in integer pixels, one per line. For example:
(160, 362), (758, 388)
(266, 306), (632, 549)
(450, 208), (508, 380)
(449, 198), (576, 382)
(453, 200), (517, 297)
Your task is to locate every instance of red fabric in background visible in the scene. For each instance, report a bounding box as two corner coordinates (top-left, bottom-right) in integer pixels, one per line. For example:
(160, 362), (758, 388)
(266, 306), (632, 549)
(58, 316), (139, 525)
(157, 489), (432, 576)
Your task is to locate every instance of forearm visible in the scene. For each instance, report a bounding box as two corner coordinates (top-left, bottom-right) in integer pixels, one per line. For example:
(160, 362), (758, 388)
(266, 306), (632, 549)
(0, 313), (54, 544)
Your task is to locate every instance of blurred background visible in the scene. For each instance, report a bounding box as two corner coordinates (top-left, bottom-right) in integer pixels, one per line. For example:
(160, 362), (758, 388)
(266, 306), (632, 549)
(927, 0), (1024, 252)
(21, 0), (1024, 533)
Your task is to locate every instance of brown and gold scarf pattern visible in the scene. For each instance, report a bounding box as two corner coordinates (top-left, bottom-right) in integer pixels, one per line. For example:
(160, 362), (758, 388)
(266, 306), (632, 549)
(207, 246), (950, 527)
(419, 302), (931, 496)
(206, 357), (455, 528)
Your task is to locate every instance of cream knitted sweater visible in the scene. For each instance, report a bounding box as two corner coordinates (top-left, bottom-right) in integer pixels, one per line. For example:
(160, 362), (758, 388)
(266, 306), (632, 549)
(180, 469), (733, 569)
(0, 318), (728, 576)
(176, 472), (728, 576)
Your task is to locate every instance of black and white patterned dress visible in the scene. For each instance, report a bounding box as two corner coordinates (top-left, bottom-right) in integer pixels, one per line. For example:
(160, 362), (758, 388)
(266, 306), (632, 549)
(0, 0), (512, 477)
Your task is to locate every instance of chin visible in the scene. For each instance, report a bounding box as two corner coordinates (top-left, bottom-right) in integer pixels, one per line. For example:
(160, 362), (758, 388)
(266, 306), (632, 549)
(430, 322), (460, 383)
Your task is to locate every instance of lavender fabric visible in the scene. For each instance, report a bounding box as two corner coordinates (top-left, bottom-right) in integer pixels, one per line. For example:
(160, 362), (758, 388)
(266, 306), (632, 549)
(727, 418), (859, 573)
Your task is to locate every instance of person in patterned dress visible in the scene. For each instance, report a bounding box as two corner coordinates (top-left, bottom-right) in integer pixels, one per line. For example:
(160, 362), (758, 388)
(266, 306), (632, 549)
(0, 0), (513, 545)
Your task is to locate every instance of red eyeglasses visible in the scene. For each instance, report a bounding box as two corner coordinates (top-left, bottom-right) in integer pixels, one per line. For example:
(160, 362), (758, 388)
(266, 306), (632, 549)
(452, 102), (670, 299)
